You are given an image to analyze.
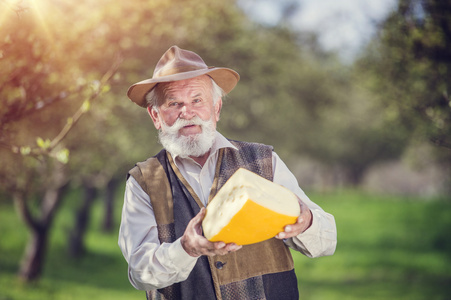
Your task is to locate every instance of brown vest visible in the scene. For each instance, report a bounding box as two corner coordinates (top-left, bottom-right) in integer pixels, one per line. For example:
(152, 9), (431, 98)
(129, 140), (298, 300)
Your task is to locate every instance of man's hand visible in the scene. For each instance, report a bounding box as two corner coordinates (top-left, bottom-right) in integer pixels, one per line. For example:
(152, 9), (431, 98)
(275, 199), (312, 240)
(181, 207), (242, 257)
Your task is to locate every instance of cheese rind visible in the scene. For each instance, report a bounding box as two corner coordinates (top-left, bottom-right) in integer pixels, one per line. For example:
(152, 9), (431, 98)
(202, 168), (300, 245)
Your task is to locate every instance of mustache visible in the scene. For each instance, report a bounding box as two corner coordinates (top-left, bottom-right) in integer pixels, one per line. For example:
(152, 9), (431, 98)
(161, 116), (210, 134)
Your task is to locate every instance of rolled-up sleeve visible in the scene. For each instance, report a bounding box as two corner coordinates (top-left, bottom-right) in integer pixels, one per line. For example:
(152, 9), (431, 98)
(118, 177), (198, 290)
(272, 152), (337, 258)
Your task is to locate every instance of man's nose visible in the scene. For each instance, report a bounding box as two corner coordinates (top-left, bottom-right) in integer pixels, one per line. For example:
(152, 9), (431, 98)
(180, 104), (195, 119)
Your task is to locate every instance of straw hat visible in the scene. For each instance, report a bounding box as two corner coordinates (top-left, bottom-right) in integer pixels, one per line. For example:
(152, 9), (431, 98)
(127, 46), (240, 107)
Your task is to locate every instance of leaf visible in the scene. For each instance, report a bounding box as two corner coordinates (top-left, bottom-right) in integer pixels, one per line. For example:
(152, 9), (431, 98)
(36, 137), (45, 148)
(81, 100), (91, 112)
(36, 137), (51, 149)
(20, 146), (31, 156)
(55, 148), (70, 164)
(101, 84), (111, 94)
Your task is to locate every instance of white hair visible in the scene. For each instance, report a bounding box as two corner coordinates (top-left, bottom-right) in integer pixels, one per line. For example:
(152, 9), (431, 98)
(145, 77), (225, 111)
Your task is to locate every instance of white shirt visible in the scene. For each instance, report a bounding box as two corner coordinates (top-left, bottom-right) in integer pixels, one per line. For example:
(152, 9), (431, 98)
(118, 132), (337, 291)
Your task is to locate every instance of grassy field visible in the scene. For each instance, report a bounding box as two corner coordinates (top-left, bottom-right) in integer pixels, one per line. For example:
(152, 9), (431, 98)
(1, 189), (450, 300)
(294, 191), (451, 300)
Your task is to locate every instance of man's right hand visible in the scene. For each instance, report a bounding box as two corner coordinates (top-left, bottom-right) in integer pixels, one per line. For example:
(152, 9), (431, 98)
(181, 207), (242, 257)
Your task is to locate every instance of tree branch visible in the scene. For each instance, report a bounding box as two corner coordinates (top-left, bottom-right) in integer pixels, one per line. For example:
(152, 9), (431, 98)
(430, 137), (451, 150)
(41, 163), (70, 223)
(13, 188), (40, 232)
(5, 55), (123, 160)
(48, 56), (122, 151)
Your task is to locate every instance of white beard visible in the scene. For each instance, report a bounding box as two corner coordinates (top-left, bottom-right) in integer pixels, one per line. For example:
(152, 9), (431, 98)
(158, 116), (216, 158)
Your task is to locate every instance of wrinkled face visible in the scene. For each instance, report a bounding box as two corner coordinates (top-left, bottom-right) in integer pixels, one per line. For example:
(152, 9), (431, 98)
(148, 75), (222, 137)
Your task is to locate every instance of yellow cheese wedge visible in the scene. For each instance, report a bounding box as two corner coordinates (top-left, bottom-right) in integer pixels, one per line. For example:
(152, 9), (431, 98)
(202, 168), (300, 245)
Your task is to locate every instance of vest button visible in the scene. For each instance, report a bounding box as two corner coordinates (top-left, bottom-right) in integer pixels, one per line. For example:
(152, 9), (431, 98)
(215, 261), (226, 269)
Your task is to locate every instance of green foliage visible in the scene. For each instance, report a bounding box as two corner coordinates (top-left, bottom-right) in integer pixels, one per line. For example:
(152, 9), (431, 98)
(1, 0), (417, 193)
(54, 148), (70, 164)
(36, 137), (51, 150)
(358, 0), (451, 152)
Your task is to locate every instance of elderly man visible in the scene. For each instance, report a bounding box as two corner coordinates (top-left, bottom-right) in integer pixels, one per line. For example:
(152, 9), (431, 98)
(118, 46), (337, 300)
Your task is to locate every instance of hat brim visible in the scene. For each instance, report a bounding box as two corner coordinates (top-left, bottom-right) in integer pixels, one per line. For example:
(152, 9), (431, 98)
(127, 67), (240, 107)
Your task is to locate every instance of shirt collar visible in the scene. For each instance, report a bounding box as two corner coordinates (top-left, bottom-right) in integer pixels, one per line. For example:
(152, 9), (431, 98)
(211, 131), (238, 153)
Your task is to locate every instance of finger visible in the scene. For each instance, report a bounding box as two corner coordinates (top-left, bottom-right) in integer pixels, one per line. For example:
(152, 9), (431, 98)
(187, 208), (203, 228)
(224, 243), (242, 252)
(213, 242), (226, 250)
(275, 232), (286, 239)
(277, 222), (302, 239)
(195, 207), (206, 220)
(201, 241), (227, 256)
(289, 217), (301, 229)
(207, 242), (242, 256)
(285, 225), (292, 233)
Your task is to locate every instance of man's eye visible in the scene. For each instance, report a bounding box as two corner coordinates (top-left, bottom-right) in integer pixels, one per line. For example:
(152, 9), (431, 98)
(193, 99), (201, 103)
(168, 102), (179, 107)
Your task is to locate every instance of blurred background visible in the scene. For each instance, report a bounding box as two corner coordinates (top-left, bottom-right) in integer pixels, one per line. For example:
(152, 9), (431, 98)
(0, 0), (450, 299)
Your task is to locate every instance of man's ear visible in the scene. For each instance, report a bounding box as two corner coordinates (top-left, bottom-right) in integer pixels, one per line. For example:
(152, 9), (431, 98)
(147, 106), (161, 130)
(214, 98), (222, 122)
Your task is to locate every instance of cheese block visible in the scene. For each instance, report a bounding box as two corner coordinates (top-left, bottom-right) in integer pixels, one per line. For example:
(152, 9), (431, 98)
(202, 168), (300, 245)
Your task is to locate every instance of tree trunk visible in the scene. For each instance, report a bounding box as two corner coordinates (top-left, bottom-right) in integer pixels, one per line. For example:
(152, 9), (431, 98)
(102, 176), (119, 232)
(16, 175), (68, 282)
(347, 166), (366, 186)
(18, 225), (48, 281)
(68, 181), (97, 258)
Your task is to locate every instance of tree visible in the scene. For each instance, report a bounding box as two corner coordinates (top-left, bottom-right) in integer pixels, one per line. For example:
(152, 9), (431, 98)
(358, 0), (451, 151)
(0, 0), (269, 281)
(354, 0), (451, 191)
(0, 0), (117, 280)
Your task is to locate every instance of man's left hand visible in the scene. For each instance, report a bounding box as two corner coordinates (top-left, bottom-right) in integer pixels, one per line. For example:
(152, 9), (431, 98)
(275, 199), (312, 239)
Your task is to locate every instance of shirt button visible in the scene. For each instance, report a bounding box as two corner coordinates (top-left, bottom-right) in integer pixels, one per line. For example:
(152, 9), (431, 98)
(215, 261), (226, 269)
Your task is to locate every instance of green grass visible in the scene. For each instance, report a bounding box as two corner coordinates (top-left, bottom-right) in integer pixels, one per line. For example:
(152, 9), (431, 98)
(1, 189), (450, 299)
(293, 191), (451, 300)
(0, 187), (143, 300)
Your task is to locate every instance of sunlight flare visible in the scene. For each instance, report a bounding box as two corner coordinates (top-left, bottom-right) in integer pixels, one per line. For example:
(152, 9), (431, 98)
(29, 0), (55, 45)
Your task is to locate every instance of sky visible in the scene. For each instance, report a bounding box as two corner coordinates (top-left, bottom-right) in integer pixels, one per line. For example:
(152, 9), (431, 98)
(239, 0), (398, 61)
